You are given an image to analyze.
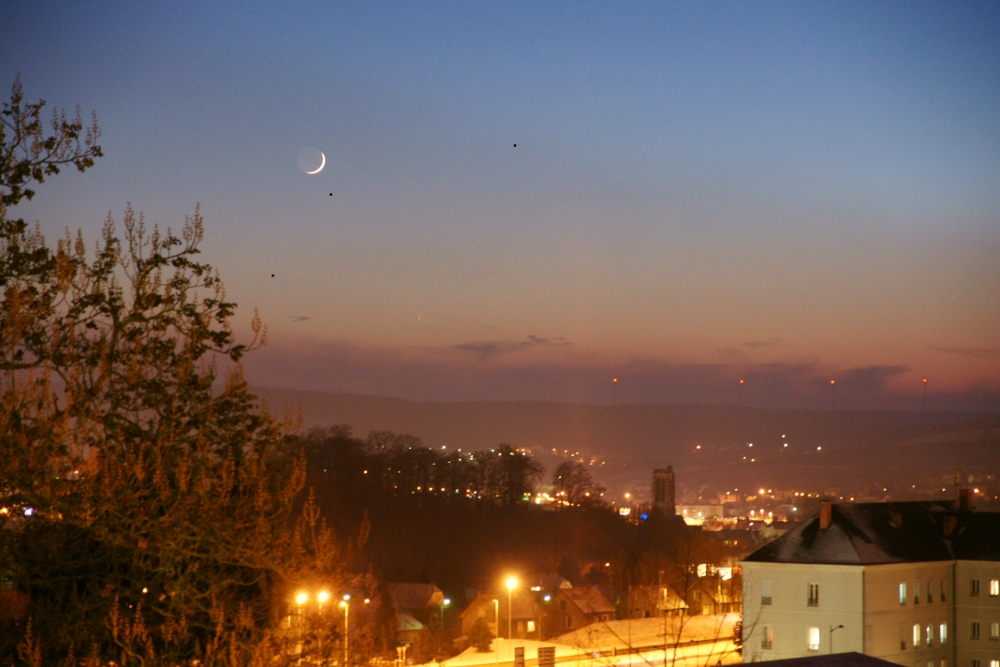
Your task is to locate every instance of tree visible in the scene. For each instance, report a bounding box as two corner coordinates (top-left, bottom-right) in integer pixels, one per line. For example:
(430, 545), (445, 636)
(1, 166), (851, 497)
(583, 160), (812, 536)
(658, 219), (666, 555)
(552, 461), (606, 506)
(469, 617), (494, 652)
(483, 444), (544, 507)
(0, 78), (346, 666)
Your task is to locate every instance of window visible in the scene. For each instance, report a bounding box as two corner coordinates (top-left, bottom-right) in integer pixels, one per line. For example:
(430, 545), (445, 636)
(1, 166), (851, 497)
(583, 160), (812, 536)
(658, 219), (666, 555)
(940, 623), (948, 645)
(565, 616), (574, 629)
(991, 580), (999, 596)
(517, 621), (525, 634)
(971, 622), (981, 640)
(901, 582), (908, 605)
(926, 625), (933, 647)
(808, 583), (819, 607)
(940, 660), (946, 667)
(990, 621), (999, 640)
(762, 580), (772, 605)
(990, 661), (998, 667)
(763, 625), (773, 649)
(914, 624), (922, 647)
(972, 580), (981, 596)
(527, 621), (535, 633)
(941, 579), (947, 602)
(901, 623), (908, 651)
(808, 627), (820, 652)
(928, 581), (934, 603)
(916, 581), (921, 604)
(971, 660), (980, 667)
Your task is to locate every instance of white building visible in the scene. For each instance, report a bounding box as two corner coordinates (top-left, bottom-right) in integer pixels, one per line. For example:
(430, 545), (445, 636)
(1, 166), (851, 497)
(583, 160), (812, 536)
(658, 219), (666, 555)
(740, 498), (1000, 667)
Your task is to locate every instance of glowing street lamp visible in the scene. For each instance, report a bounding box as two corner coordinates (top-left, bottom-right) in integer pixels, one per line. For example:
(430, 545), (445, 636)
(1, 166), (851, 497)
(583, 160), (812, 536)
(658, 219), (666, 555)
(318, 590), (330, 610)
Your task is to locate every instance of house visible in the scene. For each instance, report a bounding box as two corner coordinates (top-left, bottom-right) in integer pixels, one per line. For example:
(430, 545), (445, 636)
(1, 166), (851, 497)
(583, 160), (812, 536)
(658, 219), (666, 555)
(628, 584), (689, 618)
(459, 591), (545, 641)
(552, 586), (616, 633)
(740, 497), (1000, 667)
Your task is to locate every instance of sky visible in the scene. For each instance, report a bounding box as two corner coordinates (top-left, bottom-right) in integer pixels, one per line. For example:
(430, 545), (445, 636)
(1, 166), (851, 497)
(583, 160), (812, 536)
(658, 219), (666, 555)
(3, 2), (999, 410)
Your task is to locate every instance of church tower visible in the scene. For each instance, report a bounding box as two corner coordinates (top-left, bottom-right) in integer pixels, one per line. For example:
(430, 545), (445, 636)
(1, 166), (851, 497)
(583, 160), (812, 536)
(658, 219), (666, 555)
(652, 466), (675, 516)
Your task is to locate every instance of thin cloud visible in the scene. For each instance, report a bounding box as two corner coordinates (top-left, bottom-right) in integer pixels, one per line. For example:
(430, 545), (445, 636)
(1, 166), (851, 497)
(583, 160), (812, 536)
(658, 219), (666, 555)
(840, 365), (909, 391)
(455, 335), (571, 361)
(289, 316), (312, 322)
(744, 338), (785, 349)
(929, 346), (1000, 359)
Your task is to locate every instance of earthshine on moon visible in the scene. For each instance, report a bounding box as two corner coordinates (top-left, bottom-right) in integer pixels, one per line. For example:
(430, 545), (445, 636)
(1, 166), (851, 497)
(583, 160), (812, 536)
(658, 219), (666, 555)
(297, 147), (325, 174)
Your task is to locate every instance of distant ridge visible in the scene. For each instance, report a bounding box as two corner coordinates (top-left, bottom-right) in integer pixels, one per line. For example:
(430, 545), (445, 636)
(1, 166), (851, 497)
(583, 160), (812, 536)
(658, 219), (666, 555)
(251, 386), (999, 500)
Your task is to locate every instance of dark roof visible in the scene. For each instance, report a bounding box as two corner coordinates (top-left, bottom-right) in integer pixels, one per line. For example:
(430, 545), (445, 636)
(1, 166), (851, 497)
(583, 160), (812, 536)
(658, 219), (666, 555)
(743, 502), (1000, 565)
(752, 652), (898, 667)
(560, 586), (615, 615)
(386, 583), (444, 613)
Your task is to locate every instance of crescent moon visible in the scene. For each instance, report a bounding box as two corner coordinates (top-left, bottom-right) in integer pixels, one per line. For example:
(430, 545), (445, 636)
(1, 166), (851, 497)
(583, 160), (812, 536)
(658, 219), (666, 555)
(306, 152), (326, 175)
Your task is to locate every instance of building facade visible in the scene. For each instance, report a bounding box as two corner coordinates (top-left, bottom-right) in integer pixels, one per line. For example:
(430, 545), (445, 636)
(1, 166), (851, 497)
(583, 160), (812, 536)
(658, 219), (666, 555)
(740, 500), (1000, 667)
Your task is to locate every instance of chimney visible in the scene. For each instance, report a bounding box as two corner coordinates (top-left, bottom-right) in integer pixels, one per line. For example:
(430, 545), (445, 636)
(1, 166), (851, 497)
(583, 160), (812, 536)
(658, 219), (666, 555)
(819, 499), (833, 529)
(959, 488), (972, 512)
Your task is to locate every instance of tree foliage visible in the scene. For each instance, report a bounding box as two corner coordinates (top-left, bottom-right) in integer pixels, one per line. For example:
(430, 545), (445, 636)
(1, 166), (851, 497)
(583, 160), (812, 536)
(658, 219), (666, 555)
(468, 617), (494, 652)
(0, 78), (346, 666)
(552, 461), (606, 506)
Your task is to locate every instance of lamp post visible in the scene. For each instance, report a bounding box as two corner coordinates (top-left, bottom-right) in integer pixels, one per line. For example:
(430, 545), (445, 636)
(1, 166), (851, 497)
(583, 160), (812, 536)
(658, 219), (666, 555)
(340, 596), (351, 667)
(493, 599), (500, 667)
(506, 577), (517, 640)
(829, 624), (844, 654)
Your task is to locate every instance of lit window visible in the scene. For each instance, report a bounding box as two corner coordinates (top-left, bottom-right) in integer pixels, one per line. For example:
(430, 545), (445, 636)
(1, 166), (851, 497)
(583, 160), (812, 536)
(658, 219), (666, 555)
(914, 624), (921, 647)
(527, 621), (535, 633)
(808, 583), (819, 607)
(926, 624), (933, 646)
(763, 625), (773, 649)
(971, 622), (981, 640)
(990, 621), (999, 640)
(808, 627), (820, 651)
(971, 580), (981, 596)
(762, 580), (772, 605)
(990, 661), (998, 667)
(990, 580), (999, 597)
(940, 623), (948, 645)
(900, 582), (908, 605)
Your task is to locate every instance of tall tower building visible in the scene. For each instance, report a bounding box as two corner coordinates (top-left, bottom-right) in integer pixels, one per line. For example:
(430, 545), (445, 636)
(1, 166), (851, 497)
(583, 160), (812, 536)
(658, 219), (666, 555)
(652, 466), (675, 516)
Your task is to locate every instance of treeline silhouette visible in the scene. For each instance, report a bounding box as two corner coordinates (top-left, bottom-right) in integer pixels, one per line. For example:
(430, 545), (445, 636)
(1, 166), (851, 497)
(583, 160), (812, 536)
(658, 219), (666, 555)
(302, 427), (703, 602)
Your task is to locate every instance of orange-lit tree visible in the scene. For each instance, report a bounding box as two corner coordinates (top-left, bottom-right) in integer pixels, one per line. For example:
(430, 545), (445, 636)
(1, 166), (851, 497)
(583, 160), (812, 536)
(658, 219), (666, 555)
(0, 78), (347, 666)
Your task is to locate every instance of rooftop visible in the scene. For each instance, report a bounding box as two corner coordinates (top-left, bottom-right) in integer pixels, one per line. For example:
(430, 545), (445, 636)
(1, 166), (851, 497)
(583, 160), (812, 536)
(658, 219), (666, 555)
(743, 501), (1000, 565)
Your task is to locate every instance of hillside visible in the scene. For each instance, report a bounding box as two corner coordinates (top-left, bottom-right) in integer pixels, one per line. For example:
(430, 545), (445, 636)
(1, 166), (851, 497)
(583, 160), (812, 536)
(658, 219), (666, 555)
(253, 386), (1000, 503)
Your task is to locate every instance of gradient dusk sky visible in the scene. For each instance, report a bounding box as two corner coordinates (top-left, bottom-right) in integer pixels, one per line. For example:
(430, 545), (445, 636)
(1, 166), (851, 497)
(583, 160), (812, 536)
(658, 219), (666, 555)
(3, 2), (998, 409)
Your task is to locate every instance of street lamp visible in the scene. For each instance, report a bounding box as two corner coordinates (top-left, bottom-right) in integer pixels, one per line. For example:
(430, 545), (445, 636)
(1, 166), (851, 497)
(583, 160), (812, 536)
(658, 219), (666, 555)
(506, 577), (517, 640)
(829, 624), (844, 654)
(493, 599), (500, 667)
(340, 597), (351, 667)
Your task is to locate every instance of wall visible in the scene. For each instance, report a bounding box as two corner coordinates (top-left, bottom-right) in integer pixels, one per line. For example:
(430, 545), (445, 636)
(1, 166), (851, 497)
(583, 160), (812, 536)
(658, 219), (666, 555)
(741, 562), (864, 662)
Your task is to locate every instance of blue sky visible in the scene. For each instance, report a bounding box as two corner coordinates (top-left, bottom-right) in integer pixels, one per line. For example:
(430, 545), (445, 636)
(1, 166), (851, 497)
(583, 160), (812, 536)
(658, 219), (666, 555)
(3, 1), (998, 408)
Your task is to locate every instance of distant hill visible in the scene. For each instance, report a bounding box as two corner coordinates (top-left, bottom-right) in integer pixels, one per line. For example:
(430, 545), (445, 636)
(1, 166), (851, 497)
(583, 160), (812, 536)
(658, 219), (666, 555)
(252, 386), (1000, 503)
